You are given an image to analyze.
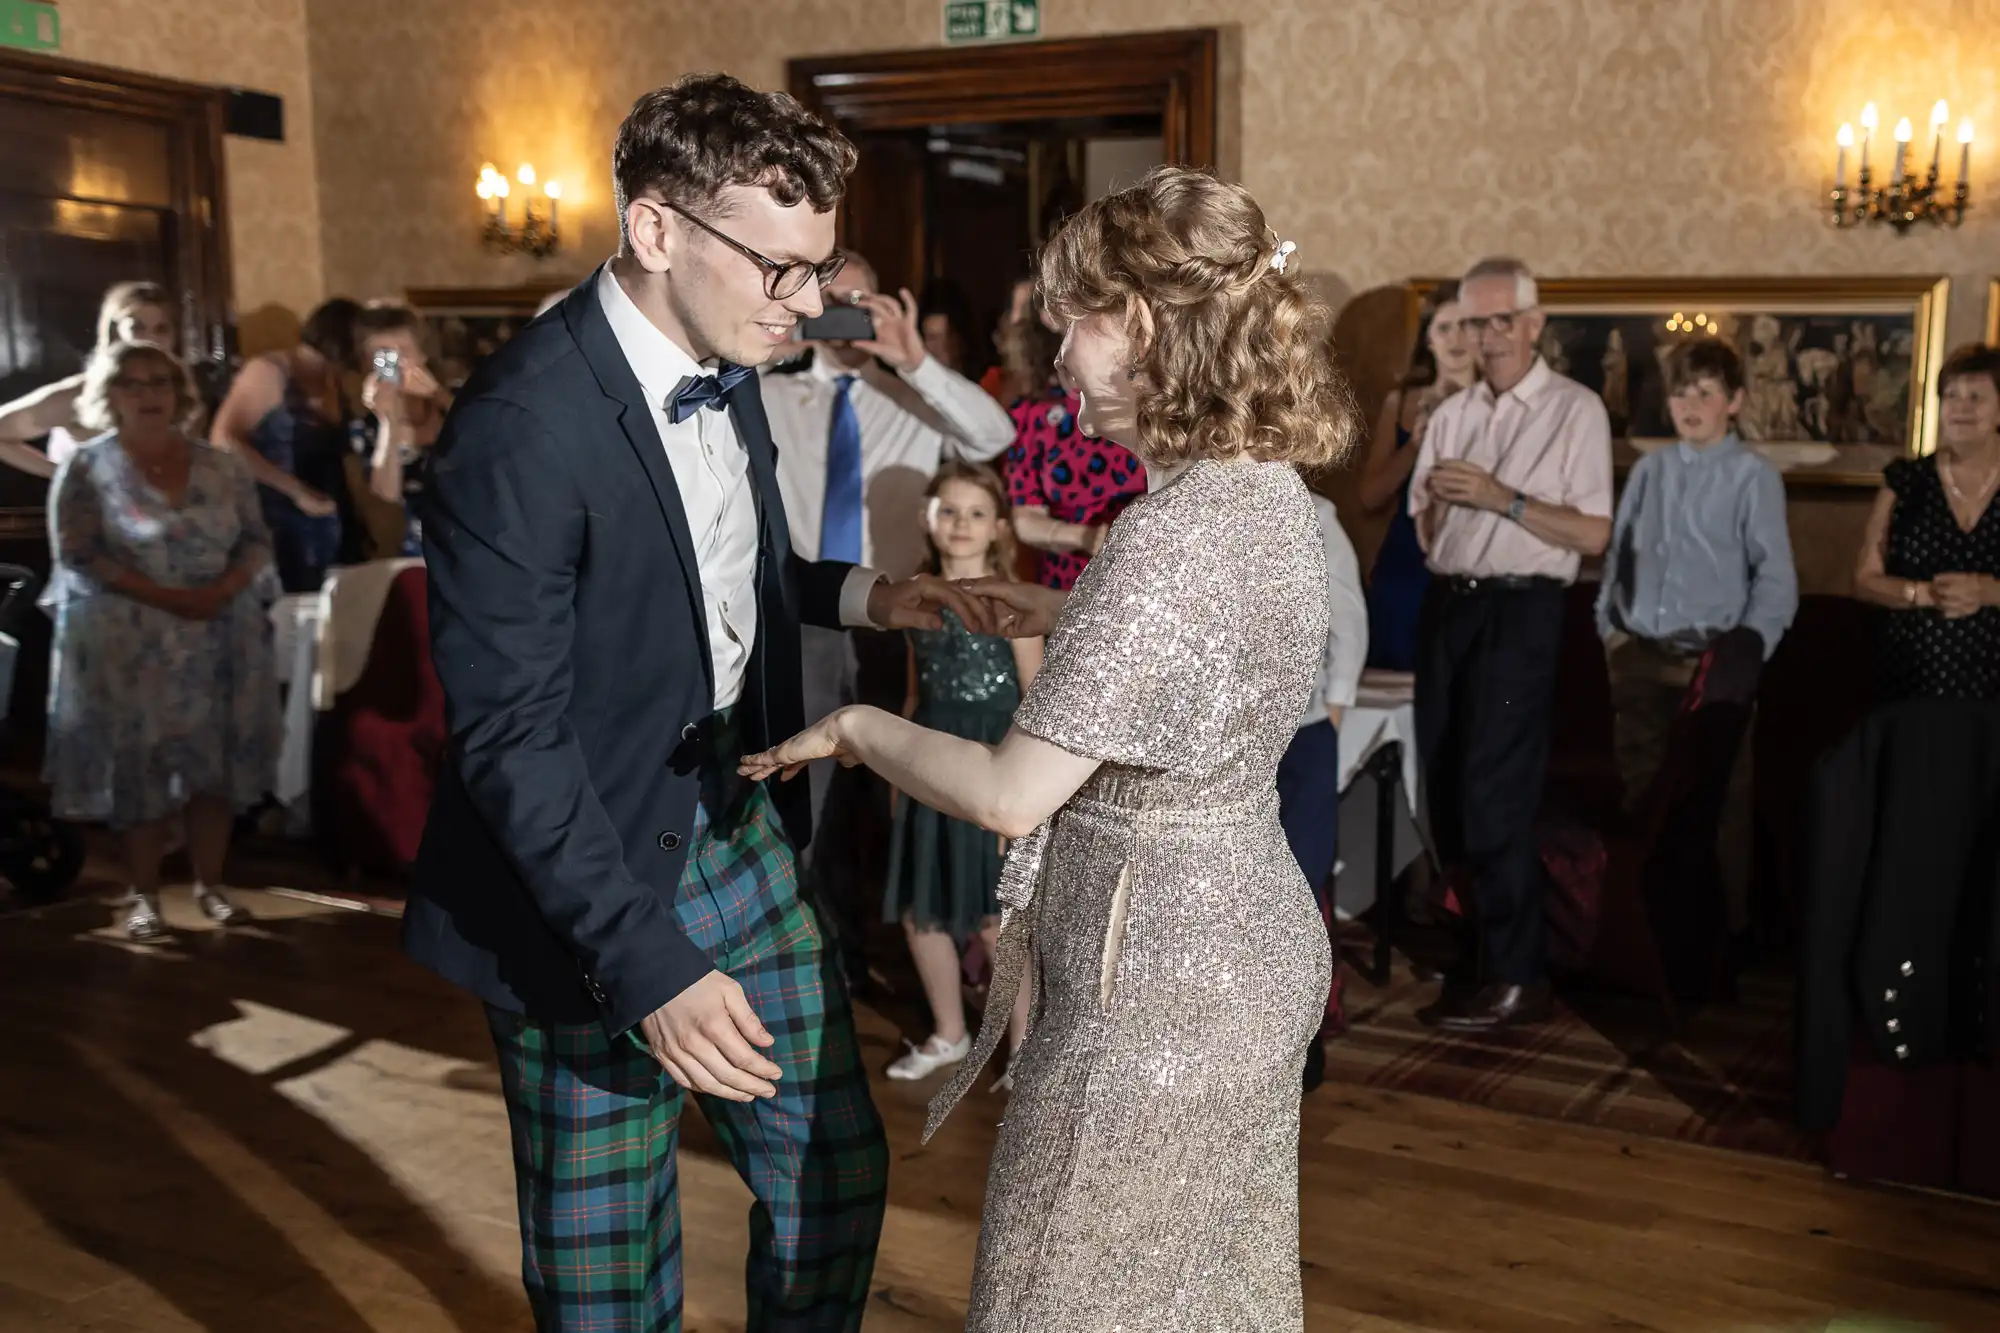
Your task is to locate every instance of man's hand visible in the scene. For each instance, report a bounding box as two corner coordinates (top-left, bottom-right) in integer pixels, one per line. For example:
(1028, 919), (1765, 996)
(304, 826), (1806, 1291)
(868, 572), (998, 634)
(957, 578), (1067, 639)
(1326, 704), (1345, 730)
(1428, 460), (1512, 513)
(638, 970), (782, 1102)
(850, 289), (927, 373)
(1932, 571), (1990, 620)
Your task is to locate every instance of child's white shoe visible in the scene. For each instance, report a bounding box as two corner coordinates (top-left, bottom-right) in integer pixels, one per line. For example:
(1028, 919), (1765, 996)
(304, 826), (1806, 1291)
(886, 1033), (972, 1081)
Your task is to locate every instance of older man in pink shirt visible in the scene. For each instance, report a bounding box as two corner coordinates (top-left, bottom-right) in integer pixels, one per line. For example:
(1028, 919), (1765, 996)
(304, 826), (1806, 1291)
(1408, 256), (1613, 1033)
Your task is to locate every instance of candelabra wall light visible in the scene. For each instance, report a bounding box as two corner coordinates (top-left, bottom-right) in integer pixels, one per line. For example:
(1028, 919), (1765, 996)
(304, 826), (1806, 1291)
(1829, 101), (1973, 233)
(478, 162), (563, 257)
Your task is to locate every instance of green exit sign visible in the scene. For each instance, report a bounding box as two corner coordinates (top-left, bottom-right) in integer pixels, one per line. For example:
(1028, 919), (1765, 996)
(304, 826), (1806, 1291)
(943, 0), (1038, 43)
(0, 0), (59, 51)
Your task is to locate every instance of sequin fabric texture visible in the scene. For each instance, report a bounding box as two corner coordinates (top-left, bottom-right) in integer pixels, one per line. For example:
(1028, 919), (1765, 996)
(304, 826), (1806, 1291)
(911, 606), (1021, 707)
(940, 459), (1332, 1333)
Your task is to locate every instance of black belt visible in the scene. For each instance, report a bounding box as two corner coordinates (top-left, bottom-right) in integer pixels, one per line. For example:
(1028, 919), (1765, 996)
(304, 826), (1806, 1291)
(1440, 573), (1565, 595)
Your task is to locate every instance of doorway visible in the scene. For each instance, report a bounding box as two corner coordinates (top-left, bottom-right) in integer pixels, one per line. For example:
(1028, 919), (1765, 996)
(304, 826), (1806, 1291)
(0, 49), (232, 430)
(0, 48), (232, 729)
(790, 29), (1217, 382)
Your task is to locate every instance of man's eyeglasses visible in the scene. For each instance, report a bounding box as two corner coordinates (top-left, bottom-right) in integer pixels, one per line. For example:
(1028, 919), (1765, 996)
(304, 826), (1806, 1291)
(1461, 309), (1535, 337)
(663, 202), (846, 300)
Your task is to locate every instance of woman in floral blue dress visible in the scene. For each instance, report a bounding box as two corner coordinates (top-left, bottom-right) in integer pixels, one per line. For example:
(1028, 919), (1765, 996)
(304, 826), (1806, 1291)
(43, 341), (280, 941)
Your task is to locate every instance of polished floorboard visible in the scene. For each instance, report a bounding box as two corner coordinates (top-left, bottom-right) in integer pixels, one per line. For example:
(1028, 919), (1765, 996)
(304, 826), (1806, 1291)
(3, 884), (1997, 1332)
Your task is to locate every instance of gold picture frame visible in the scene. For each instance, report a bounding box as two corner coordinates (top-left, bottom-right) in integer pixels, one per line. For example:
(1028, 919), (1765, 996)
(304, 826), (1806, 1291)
(1986, 278), (1998, 344)
(1411, 276), (1951, 487)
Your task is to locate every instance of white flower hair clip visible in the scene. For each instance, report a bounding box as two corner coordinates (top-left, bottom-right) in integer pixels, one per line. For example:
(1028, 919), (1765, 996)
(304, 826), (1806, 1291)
(1269, 240), (1298, 274)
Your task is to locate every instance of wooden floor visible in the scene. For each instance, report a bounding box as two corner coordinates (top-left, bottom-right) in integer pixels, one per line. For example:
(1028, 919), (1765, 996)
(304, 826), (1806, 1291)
(4, 883), (1998, 1333)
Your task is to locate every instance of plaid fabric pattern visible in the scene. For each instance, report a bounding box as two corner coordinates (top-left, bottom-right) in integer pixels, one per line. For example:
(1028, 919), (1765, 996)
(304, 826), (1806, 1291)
(488, 732), (888, 1333)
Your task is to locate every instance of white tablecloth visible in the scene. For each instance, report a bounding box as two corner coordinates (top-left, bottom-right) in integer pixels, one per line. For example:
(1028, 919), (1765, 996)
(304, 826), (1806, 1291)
(1331, 670), (1429, 920)
(271, 593), (321, 811)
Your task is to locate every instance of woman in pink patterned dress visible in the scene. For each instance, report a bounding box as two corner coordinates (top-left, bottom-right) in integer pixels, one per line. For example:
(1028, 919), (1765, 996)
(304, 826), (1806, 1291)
(995, 277), (1148, 589)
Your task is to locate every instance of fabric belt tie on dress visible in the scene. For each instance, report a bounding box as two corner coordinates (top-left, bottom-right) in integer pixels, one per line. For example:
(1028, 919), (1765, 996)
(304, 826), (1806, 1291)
(922, 788), (1279, 1142)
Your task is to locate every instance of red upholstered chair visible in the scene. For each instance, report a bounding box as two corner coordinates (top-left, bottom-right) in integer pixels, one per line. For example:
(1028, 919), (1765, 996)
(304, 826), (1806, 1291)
(311, 566), (445, 876)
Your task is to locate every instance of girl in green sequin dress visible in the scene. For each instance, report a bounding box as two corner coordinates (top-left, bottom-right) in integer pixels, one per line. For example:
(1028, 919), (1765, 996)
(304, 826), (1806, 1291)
(883, 463), (1044, 1082)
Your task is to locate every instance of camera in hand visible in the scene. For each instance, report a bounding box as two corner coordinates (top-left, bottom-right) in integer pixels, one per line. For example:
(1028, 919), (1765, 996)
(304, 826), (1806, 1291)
(798, 306), (874, 343)
(371, 346), (404, 387)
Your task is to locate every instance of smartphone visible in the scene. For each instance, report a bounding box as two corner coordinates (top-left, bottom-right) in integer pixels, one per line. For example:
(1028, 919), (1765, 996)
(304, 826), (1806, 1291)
(371, 346), (404, 387)
(798, 305), (874, 343)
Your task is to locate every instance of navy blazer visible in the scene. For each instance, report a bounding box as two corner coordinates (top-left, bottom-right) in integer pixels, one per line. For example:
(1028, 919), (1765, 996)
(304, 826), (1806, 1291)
(402, 270), (853, 1036)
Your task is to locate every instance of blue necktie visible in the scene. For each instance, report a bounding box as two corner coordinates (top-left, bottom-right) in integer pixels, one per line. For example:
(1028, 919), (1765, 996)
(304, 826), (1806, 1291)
(667, 362), (754, 425)
(820, 374), (863, 563)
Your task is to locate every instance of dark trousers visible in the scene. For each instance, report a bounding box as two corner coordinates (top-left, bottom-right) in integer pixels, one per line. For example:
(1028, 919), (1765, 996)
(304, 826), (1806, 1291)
(798, 626), (901, 978)
(1277, 719), (1341, 911)
(1277, 718), (1343, 1034)
(1415, 579), (1565, 986)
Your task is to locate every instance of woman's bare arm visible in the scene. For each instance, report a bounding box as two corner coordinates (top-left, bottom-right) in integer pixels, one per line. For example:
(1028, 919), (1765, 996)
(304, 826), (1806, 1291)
(1012, 504), (1103, 555)
(1357, 389), (1416, 515)
(1853, 487), (1931, 610)
(839, 712), (1099, 840)
(210, 358), (336, 511)
(0, 375), (84, 444)
(1010, 635), (1045, 693)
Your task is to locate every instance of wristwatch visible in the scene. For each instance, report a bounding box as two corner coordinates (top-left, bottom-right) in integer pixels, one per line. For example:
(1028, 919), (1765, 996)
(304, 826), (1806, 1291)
(1506, 491), (1528, 523)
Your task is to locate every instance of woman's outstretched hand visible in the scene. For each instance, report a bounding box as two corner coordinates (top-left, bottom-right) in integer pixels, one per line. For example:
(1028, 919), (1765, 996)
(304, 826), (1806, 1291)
(958, 578), (1067, 639)
(739, 707), (864, 783)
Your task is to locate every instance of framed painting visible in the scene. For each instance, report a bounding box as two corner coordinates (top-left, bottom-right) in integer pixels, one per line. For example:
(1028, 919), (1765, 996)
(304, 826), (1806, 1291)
(1411, 276), (1951, 487)
(404, 284), (572, 392)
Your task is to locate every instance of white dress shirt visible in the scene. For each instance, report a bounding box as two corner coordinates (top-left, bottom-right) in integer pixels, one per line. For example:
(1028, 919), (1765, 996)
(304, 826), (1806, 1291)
(763, 351), (1015, 579)
(1300, 493), (1369, 729)
(598, 267), (879, 710)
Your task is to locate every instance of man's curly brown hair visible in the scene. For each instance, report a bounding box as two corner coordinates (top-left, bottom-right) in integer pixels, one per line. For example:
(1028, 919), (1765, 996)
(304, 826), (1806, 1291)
(1037, 167), (1358, 469)
(613, 73), (856, 245)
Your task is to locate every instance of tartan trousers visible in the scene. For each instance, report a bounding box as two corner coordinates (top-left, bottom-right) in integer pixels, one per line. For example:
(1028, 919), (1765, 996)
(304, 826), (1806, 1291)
(487, 766), (889, 1333)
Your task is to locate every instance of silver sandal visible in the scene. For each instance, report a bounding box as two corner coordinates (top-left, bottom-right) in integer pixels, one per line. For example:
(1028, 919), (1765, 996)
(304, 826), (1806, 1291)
(123, 892), (169, 943)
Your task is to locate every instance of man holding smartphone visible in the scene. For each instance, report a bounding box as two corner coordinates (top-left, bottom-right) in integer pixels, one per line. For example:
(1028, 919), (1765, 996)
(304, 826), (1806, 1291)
(761, 252), (1015, 965)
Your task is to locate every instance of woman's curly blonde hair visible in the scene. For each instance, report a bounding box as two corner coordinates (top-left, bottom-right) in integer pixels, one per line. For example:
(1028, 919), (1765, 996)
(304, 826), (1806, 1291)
(75, 341), (202, 435)
(1036, 167), (1358, 469)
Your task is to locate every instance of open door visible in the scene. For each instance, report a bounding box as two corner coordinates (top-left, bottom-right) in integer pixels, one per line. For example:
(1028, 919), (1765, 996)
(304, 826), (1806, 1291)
(790, 31), (1218, 379)
(0, 48), (232, 730)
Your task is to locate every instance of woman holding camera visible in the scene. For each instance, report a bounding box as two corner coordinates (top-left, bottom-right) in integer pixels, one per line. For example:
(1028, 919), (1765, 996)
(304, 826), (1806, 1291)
(356, 304), (452, 557)
(44, 341), (278, 941)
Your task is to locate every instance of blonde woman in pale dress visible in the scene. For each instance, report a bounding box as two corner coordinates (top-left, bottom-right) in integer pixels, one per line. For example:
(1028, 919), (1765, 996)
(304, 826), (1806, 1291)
(742, 166), (1358, 1332)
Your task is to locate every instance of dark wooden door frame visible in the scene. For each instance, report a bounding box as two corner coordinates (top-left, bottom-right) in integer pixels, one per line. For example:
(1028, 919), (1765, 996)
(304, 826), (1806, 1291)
(0, 47), (234, 369)
(789, 28), (1219, 168)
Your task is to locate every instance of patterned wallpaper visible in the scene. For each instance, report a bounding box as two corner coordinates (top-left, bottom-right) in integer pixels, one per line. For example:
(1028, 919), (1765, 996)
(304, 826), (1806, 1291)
(58, 0), (325, 322)
(301, 0), (2000, 348)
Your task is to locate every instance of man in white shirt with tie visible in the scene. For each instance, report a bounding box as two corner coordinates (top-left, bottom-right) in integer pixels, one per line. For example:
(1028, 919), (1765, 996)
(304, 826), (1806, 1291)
(762, 252), (1015, 925)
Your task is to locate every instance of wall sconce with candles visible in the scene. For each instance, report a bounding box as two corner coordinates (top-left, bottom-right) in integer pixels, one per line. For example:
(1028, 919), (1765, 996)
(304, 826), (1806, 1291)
(478, 162), (563, 258)
(1830, 101), (1972, 233)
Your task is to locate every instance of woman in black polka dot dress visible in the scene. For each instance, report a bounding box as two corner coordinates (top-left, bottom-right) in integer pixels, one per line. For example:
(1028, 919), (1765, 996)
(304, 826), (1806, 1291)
(1854, 343), (2000, 702)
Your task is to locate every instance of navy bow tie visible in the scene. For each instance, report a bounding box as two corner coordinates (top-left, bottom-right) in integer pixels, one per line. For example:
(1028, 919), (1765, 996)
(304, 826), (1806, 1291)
(667, 362), (754, 424)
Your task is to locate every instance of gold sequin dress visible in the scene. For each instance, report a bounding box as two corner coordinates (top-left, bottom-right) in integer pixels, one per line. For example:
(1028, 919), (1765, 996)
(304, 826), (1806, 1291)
(927, 457), (1333, 1332)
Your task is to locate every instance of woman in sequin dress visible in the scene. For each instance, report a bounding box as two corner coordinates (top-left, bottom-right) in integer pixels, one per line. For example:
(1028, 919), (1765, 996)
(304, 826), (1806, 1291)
(743, 167), (1358, 1332)
(882, 463), (1043, 1083)
(1853, 344), (2000, 701)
